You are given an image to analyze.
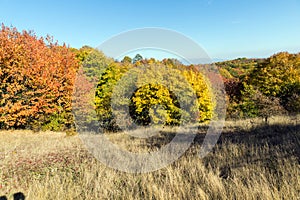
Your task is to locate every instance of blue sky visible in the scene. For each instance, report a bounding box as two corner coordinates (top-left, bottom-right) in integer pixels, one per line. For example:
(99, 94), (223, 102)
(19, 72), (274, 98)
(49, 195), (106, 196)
(1, 0), (299, 60)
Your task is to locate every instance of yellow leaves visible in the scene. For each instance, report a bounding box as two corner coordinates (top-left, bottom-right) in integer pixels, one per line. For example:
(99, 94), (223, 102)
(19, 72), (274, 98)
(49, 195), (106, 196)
(249, 52), (300, 98)
(95, 60), (214, 129)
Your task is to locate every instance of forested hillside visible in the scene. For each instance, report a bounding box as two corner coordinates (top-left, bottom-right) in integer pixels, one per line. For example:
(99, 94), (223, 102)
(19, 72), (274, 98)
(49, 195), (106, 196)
(217, 53), (300, 120)
(1, 25), (299, 131)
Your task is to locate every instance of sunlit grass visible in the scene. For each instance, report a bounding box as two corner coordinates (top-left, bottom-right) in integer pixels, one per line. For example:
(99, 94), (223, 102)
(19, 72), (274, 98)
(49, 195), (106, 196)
(0, 115), (299, 199)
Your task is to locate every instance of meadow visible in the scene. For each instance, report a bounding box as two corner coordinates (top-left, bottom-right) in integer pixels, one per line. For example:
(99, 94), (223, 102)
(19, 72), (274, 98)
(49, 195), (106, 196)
(1, 4), (300, 200)
(0, 115), (299, 200)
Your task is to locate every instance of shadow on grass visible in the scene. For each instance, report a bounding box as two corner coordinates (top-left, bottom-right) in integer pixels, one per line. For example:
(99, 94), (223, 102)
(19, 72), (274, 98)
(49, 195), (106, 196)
(145, 123), (299, 174)
(0, 192), (25, 200)
(215, 124), (300, 161)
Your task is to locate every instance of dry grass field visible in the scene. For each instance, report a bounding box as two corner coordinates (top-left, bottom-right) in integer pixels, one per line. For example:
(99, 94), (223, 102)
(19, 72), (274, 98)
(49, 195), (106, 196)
(0, 116), (299, 199)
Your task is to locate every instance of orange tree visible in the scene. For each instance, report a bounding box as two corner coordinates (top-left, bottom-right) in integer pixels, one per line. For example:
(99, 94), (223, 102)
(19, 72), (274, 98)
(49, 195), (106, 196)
(0, 25), (79, 130)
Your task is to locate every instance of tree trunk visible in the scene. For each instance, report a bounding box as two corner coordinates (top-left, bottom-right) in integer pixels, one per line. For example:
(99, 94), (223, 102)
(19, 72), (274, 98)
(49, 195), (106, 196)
(264, 116), (268, 124)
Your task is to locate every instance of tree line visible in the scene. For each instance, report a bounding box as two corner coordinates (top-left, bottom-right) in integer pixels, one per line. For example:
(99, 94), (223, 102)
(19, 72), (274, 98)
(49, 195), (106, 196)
(0, 25), (299, 132)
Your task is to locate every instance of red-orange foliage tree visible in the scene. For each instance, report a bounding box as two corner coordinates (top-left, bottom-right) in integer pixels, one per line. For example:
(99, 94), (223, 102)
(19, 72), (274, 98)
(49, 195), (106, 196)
(0, 25), (79, 130)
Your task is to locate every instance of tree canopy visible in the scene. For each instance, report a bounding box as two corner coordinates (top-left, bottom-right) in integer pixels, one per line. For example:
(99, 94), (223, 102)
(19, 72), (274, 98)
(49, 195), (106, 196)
(0, 25), (79, 130)
(0, 24), (299, 131)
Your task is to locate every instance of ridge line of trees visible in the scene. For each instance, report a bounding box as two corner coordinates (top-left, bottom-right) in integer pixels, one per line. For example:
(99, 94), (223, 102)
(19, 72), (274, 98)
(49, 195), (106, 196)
(0, 25), (299, 131)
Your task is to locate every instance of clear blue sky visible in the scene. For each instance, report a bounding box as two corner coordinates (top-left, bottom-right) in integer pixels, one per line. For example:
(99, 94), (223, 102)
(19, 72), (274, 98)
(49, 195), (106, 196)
(1, 0), (299, 60)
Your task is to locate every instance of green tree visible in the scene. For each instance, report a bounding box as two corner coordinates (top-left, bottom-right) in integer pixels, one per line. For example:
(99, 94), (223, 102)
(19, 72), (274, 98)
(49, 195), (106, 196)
(76, 46), (113, 80)
(132, 54), (143, 64)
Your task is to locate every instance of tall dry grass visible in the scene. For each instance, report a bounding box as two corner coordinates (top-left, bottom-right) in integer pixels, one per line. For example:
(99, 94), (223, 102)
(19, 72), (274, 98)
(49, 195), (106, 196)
(0, 115), (299, 199)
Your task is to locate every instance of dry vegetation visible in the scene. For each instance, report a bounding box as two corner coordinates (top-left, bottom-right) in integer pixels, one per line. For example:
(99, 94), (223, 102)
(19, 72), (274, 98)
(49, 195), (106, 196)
(0, 116), (299, 200)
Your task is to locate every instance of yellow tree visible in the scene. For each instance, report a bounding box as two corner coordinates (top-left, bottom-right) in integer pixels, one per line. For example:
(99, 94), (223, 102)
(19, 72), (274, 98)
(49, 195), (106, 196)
(95, 59), (214, 130)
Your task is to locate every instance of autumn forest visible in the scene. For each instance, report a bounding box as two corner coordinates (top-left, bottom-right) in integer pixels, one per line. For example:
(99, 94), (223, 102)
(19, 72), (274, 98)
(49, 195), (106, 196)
(1, 14), (300, 199)
(0, 25), (299, 132)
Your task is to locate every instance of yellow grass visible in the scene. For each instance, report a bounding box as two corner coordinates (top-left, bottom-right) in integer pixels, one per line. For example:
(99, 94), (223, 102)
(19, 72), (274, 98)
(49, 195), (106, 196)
(0, 116), (299, 199)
